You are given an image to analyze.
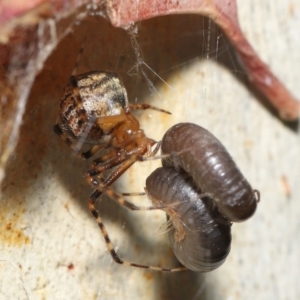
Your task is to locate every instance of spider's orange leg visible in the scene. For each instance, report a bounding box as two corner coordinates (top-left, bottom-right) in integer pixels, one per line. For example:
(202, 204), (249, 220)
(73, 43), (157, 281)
(129, 103), (171, 115)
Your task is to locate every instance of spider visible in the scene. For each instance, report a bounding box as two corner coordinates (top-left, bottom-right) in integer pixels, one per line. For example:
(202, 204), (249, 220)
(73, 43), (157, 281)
(54, 70), (186, 272)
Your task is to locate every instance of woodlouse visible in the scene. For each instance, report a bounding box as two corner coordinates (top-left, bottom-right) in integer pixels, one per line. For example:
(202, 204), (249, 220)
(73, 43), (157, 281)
(160, 123), (259, 222)
(146, 167), (232, 272)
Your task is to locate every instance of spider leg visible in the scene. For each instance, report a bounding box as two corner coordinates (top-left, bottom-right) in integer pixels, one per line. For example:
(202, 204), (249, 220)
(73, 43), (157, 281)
(80, 144), (106, 160)
(86, 152), (129, 183)
(92, 133), (151, 166)
(128, 103), (171, 115)
(88, 193), (187, 272)
(89, 156), (137, 199)
(134, 141), (162, 162)
(104, 187), (170, 211)
(121, 192), (146, 196)
(137, 153), (169, 162)
(151, 140), (161, 155)
(89, 178), (165, 211)
(85, 172), (106, 188)
(89, 140), (151, 178)
(92, 148), (124, 166)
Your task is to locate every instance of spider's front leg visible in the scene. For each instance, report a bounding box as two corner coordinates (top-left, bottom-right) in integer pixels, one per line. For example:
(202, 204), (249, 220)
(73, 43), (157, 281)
(87, 136), (157, 180)
(88, 154), (138, 202)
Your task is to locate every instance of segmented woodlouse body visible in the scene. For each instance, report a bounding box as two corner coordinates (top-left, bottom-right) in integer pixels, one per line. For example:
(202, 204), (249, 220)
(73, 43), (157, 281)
(161, 123), (259, 222)
(146, 167), (232, 272)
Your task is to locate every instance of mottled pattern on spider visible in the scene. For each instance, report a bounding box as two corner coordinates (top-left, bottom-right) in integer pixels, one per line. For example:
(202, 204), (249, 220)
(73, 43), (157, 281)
(54, 71), (184, 272)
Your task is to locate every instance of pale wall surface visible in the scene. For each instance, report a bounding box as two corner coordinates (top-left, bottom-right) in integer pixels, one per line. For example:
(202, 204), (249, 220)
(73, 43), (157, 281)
(1, 1), (300, 299)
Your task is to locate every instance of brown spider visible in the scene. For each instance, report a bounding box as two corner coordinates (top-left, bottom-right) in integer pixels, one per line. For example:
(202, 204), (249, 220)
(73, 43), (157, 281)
(54, 70), (186, 272)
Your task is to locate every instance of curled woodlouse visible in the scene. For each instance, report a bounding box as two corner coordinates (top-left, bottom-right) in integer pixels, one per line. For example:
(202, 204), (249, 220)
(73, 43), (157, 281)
(146, 167), (232, 272)
(161, 123), (259, 222)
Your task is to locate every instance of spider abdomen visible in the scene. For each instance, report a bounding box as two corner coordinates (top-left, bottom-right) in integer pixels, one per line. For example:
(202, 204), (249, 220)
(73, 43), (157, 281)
(60, 71), (128, 143)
